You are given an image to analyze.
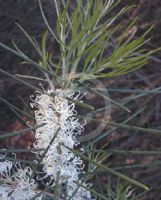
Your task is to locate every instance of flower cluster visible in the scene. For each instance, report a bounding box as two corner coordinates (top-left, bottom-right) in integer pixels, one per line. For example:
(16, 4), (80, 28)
(0, 88), (95, 199)
(31, 88), (95, 199)
(0, 159), (42, 200)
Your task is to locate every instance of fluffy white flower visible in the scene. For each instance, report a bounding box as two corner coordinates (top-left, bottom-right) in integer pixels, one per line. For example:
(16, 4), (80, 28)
(31, 88), (95, 199)
(65, 181), (94, 200)
(0, 161), (42, 200)
(0, 185), (13, 200)
(0, 160), (12, 177)
(31, 89), (84, 176)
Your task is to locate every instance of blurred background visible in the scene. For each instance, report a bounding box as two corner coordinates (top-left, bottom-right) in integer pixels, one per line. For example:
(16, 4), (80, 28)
(0, 0), (161, 199)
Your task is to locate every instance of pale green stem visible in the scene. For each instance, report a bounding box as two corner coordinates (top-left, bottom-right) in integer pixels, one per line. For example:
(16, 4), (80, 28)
(54, 0), (67, 82)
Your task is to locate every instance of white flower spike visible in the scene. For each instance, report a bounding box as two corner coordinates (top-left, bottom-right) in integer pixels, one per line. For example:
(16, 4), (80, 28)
(31, 88), (95, 199)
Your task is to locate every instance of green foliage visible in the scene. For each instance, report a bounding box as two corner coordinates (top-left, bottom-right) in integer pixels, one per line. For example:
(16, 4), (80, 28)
(0, 0), (158, 85)
(106, 182), (136, 200)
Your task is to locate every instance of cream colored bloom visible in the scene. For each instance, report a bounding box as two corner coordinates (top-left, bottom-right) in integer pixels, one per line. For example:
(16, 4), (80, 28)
(31, 88), (95, 199)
